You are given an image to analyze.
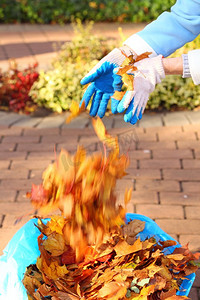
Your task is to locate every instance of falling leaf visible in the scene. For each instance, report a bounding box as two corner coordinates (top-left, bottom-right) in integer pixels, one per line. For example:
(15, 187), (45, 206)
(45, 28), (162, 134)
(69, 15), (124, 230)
(66, 100), (85, 124)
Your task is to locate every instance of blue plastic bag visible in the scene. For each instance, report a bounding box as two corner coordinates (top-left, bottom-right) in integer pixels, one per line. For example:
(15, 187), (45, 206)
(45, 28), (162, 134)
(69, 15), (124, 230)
(0, 214), (195, 299)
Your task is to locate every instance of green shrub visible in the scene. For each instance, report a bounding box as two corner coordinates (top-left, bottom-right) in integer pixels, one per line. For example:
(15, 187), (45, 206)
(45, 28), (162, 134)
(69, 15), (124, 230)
(30, 21), (114, 113)
(148, 77), (200, 111)
(0, 0), (176, 24)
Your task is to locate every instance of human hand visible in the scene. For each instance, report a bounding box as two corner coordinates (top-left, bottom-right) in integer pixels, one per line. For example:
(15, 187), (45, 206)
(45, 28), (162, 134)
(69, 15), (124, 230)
(117, 55), (165, 124)
(80, 47), (134, 117)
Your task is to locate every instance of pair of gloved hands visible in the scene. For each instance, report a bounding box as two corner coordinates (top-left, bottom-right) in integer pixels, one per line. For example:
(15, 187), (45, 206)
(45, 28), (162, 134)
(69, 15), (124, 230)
(80, 46), (165, 124)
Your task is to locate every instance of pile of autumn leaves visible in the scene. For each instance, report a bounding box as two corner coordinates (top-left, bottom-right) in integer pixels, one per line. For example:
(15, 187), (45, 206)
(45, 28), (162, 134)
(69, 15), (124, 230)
(24, 118), (199, 300)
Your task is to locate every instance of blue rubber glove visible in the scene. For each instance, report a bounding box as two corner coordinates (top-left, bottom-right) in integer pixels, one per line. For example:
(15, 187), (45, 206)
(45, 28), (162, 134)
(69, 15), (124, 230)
(80, 48), (131, 117)
(80, 61), (123, 117)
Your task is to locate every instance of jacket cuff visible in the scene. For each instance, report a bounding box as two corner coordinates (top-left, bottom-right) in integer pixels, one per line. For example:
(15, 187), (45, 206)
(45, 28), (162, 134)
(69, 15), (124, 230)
(123, 34), (157, 58)
(188, 49), (200, 85)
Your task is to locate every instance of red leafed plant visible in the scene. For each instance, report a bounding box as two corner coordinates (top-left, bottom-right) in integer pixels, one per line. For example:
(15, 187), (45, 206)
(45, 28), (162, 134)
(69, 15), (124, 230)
(0, 60), (39, 113)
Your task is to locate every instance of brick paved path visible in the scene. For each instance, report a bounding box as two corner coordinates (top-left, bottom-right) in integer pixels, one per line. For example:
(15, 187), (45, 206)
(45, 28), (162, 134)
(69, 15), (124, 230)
(0, 111), (200, 298)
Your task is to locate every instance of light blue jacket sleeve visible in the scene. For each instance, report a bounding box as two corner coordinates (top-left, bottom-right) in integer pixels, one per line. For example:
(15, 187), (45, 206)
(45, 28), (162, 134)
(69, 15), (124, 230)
(126, 0), (200, 57)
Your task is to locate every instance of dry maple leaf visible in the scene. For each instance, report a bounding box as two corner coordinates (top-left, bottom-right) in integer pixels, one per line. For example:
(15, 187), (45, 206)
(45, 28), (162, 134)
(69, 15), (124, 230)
(66, 100), (85, 124)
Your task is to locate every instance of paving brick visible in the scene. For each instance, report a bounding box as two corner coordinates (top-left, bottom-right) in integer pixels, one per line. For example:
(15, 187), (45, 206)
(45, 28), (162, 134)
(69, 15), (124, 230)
(182, 182), (200, 193)
(0, 228), (23, 255)
(41, 135), (78, 143)
(160, 192), (200, 206)
(16, 190), (29, 202)
(163, 169), (200, 181)
(140, 159), (181, 169)
(135, 179), (180, 192)
(128, 150), (151, 160)
(0, 190), (17, 202)
(179, 235), (200, 252)
(125, 168), (161, 180)
(163, 112), (190, 126)
(138, 113), (163, 127)
(0, 113), (25, 126)
(182, 159), (200, 169)
(0, 169), (29, 179)
(11, 159), (51, 170)
(0, 151), (27, 160)
(79, 136), (99, 147)
(158, 130), (196, 141)
(57, 142), (93, 152)
(0, 160), (10, 169)
(131, 130), (157, 142)
(109, 126), (144, 136)
(195, 149), (200, 159)
(23, 128), (60, 136)
(137, 140), (176, 150)
(17, 142), (56, 152)
(2, 135), (40, 143)
(0, 202), (32, 215)
(183, 123), (200, 132)
(177, 140), (200, 149)
(188, 288), (199, 300)
(155, 219), (200, 235)
(185, 110), (200, 125)
(27, 151), (55, 160)
(30, 169), (44, 181)
(0, 143), (16, 151)
(193, 269), (200, 288)
(131, 191), (158, 204)
(13, 117), (43, 128)
(185, 206), (200, 219)
(63, 115), (89, 129)
(0, 127), (23, 136)
(37, 115), (66, 128)
(0, 179), (40, 190)
(4, 43), (31, 58)
(152, 149), (193, 159)
(126, 159), (137, 169)
(116, 179), (134, 192)
(136, 204), (184, 219)
(61, 128), (93, 136)
(145, 125), (183, 135)
(2, 214), (31, 228)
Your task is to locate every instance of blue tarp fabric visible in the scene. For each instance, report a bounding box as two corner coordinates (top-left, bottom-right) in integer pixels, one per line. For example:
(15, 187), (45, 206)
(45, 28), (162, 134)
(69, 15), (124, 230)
(0, 214), (195, 299)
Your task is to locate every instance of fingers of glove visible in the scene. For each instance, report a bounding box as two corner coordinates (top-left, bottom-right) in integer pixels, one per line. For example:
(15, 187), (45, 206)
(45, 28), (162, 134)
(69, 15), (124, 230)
(81, 69), (101, 85)
(89, 90), (103, 116)
(130, 107), (140, 125)
(123, 99), (140, 125)
(123, 99), (135, 123)
(111, 97), (120, 114)
(136, 94), (148, 117)
(97, 94), (111, 118)
(117, 90), (135, 113)
(112, 73), (123, 91)
(80, 83), (96, 108)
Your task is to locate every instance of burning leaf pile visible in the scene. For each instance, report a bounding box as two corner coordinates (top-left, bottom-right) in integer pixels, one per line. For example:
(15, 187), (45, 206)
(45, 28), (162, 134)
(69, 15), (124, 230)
(24, 118), (199, 300)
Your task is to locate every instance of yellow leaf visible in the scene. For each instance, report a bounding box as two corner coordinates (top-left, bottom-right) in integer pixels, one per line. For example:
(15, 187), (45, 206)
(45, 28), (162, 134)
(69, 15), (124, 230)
(66, 100), (85, 124)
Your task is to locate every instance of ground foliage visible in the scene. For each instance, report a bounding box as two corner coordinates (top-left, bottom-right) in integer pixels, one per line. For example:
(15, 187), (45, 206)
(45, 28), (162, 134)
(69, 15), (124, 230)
(0, 61), (39, 113)
(24, 118), (200, 299)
